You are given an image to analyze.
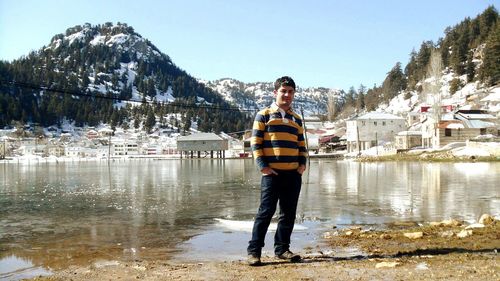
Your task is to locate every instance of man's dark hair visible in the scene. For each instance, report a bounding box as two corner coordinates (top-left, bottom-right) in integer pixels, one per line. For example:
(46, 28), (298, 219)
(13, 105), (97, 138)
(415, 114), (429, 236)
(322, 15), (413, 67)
(274, 76), (296, 91)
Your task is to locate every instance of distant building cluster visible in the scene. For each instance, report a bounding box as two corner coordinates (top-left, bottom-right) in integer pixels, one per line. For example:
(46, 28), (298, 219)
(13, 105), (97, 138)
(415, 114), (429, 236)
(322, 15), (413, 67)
(1, 104), (499, 161)
(0, 127), (239, 160)
(344, 107), (499, 155)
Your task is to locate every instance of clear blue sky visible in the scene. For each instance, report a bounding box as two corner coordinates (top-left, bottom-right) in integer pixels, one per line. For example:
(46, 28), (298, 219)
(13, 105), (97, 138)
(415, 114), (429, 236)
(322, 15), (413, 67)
(0, 0), (497, 90)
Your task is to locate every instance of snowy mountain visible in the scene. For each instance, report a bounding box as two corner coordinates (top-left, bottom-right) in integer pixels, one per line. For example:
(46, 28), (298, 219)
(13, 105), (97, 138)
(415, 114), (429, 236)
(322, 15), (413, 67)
(201, 78), (343, 118)
(47, 23), (176, 104)
(1, 23), (249, 133)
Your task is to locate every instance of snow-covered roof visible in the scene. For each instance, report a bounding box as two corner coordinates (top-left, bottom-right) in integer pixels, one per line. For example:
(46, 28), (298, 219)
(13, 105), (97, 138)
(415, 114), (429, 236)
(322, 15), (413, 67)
(441, 113), (455, 121)
(98, 128), (114, 133)
(438, 119), (495, 129)
(463, 120), (496, 129)
(355, 112), (404, 120)
(397, 131), (422, 136)
(437, 120), (464, 129)
(446, 123), (465, 129)
(177, 133), (223, 141)
(456, 113), (496, 120)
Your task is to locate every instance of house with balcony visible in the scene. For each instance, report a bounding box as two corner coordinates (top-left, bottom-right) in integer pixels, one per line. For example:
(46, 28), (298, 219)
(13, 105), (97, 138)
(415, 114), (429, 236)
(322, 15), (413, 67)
(112, 139), (139, 156)
(86, 129), (99, 140)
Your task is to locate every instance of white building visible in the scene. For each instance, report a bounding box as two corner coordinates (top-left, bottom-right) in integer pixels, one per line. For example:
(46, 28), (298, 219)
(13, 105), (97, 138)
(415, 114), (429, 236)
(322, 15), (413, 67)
(142, 144), (161, 155)
(18, 144), (46, 156)
(112, 140), (139, 156)
(346, 112), (406, 153)
(177, 133), (228, 158)
(66, 146), (86, 157)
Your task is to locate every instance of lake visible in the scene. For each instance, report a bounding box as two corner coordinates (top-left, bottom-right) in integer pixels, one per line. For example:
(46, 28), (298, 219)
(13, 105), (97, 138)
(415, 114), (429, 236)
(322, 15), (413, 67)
(1, 159), (499, 279)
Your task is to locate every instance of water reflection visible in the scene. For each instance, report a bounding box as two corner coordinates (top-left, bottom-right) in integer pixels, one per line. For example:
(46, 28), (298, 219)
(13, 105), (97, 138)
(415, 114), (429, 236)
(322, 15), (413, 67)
(0, 255), (51, 280)
(0, 159), (499, 275)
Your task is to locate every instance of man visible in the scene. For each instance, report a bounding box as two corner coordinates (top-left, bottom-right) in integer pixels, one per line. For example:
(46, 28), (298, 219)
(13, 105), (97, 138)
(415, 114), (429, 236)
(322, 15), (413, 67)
(247, 76), (308, 266)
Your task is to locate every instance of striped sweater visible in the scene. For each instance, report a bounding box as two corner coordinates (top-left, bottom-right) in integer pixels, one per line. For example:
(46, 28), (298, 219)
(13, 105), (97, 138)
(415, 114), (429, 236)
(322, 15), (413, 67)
(251, 104), (308, 171)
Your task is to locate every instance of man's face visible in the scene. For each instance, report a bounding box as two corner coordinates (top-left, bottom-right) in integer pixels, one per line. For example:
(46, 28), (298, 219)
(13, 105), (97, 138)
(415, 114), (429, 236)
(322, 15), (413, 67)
(274, 85), (295, 110)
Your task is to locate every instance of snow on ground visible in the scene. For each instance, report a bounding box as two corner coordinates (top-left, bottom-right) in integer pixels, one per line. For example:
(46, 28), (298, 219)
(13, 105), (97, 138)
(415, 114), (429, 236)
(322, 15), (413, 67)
(345, 141), (500, 158)
(452, 146), (491, 157)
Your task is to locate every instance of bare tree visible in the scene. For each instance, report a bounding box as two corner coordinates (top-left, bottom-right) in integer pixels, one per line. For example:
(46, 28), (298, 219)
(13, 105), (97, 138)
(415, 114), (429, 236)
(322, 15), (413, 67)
(327, 90), (337, 121)
(423, 48), (443, 122)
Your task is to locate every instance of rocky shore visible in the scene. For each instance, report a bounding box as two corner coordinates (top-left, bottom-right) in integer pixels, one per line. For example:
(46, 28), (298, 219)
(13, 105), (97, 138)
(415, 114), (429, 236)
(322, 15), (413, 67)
(32, 215), (499, 281)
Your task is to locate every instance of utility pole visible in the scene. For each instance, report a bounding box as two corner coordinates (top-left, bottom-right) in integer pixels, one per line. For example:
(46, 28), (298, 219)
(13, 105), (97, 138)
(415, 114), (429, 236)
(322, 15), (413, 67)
(108, 135), (111, 162)
(300, 107), (308, 150)
(356, 125), (361, 156)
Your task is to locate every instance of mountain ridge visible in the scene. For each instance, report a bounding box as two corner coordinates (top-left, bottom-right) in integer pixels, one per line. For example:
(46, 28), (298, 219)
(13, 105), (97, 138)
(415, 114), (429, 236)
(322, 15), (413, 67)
(0, 22), (250, 133)
(0, 6), (499, 134)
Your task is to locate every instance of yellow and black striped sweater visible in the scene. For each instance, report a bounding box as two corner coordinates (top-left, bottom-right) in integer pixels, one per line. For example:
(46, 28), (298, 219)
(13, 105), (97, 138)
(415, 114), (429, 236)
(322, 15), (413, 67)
(251, 105), (308, 171)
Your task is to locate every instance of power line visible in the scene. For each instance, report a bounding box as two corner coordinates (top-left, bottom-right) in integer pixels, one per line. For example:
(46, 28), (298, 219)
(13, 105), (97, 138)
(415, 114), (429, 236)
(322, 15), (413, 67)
(0, 79), (258, 113)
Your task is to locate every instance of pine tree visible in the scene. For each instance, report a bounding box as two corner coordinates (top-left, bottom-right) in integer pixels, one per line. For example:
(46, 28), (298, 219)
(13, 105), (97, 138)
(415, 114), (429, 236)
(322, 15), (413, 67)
(143, 108), (156, 133)
(346, 86), (357, 107)
(479, 21), (500, 86)
(405, 49), (419, 89)
(133, 116), (140, 129)
(110, 110), (119, 131)
(381, 62), (407, 101)
(356, 84), (366, 111)
(182, 112), (192, 134)
(478, 6), (498, 42)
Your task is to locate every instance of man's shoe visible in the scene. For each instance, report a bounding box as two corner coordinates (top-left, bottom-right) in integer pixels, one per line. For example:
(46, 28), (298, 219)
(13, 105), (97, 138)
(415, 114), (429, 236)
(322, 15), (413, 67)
(276, 250), (301, 262)
(247, 254), (261, 266)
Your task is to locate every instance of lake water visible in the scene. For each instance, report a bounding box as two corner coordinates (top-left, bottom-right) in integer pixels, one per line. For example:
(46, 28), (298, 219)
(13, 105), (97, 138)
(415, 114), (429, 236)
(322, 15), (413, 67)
(1, 159), (499, 279)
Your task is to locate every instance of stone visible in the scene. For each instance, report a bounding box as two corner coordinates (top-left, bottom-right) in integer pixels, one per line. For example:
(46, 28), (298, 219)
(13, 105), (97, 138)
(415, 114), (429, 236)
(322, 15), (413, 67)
(441, 219), (461, 226)
(380, 233), (392, 239)
(465, 223), (485, 230)
(440, 230), (454, 238)
(404, 232), (423, 239)
(375, 261), (400, 268)
(478, 214), (495, 225)
(457, 229), (472, 238)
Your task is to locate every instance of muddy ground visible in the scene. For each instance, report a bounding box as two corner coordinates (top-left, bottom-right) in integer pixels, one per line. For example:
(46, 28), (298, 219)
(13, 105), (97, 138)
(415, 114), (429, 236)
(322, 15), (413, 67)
(31, 219), (499, 281)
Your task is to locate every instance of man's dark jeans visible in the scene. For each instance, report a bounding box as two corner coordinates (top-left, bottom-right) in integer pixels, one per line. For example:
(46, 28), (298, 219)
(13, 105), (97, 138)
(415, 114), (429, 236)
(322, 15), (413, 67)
(247, 170), (302, 256)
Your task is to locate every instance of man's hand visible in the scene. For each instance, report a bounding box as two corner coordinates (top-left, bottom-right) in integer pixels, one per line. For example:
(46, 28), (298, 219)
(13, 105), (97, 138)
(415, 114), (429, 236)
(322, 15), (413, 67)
(297, 165), (306, 175)
(261, 167), (278, 175)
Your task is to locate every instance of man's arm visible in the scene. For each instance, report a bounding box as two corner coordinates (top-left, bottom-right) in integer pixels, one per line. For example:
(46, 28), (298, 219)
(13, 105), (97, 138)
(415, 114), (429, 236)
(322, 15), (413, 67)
(297, 119), (308, 174)
(251, 111), (268, 171)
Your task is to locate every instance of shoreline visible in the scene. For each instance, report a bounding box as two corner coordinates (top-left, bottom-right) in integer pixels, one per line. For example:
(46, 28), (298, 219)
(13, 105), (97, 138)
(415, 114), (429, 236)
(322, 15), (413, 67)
(0, 153), (346, 164)
(29, 219), (499, 281)
(2, 150), (500, 164)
